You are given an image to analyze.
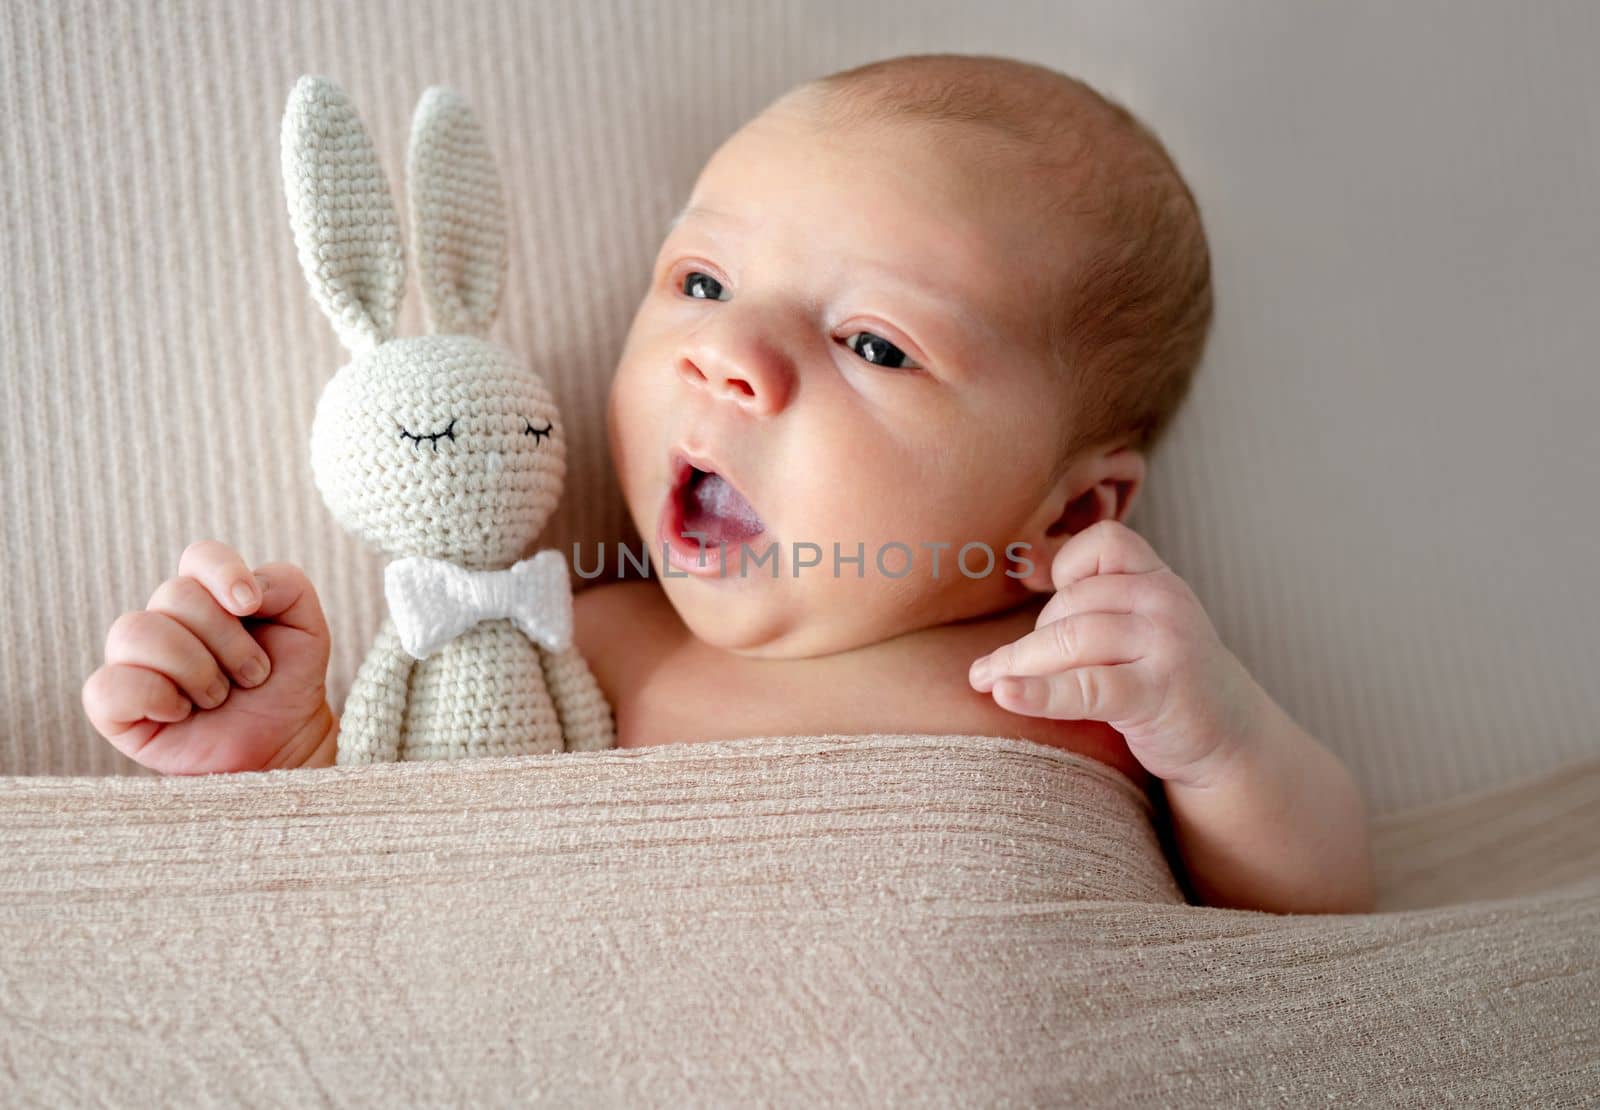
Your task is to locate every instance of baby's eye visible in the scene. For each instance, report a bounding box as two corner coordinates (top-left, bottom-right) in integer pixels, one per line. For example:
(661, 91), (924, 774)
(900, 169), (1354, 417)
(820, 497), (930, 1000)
(680, 271), (729, 301)
(844, 331), (921, 370)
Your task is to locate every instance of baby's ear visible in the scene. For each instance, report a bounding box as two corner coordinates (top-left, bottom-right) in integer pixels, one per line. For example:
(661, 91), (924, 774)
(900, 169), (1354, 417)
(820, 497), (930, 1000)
(1011, 489), (1084, 594)
(1058, 447), (1146, 532)
(1013, 494), (1100, 594)
(1017, 447), (1148, 591)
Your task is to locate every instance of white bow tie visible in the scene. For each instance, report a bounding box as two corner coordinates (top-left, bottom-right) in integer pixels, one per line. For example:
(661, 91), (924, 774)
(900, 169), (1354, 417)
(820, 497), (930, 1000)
(385, 550), (574, 661)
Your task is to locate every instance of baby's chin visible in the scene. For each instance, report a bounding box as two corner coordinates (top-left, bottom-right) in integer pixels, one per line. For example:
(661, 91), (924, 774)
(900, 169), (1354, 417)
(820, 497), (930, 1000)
(657, 568), (988, 659)
(658, 574), (820, 658)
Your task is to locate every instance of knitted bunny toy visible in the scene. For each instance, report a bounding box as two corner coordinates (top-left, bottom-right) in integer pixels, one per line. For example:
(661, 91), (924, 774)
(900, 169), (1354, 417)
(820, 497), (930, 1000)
(280, 75), (615, 762)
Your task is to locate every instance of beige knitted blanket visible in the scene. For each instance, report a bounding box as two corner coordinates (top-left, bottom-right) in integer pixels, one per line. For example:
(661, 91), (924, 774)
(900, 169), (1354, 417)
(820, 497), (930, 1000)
(1, 733), (1595, 1105)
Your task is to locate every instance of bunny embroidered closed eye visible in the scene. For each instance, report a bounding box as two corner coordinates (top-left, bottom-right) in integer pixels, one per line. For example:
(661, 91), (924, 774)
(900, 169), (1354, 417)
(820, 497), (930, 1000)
(282, 75), (615, 761)
(391, 416), (554, 488)
(395, 418), (456, 450)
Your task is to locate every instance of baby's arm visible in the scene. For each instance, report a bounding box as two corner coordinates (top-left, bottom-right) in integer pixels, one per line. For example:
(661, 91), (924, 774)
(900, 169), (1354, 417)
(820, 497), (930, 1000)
(970, 520), (1375, 915)
(1157, 686), (1373, 914)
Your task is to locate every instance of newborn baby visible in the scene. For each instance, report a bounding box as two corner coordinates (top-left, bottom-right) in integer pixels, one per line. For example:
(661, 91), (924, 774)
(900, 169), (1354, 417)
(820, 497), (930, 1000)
(83, 54), (1374, 915)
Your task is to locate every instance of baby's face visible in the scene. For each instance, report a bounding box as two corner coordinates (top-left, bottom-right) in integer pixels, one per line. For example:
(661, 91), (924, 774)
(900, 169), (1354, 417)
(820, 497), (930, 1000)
(608, 101), (1075, 657)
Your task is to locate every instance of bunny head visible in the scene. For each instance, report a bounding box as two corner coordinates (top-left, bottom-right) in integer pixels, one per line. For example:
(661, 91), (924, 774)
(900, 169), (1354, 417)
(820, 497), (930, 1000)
(282, 76), (564, 571)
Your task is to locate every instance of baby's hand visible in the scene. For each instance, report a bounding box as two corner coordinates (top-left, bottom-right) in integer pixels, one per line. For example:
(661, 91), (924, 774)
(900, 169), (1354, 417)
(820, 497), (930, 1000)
(968, 520), (1265, 787)
(82, 541), (335, 775)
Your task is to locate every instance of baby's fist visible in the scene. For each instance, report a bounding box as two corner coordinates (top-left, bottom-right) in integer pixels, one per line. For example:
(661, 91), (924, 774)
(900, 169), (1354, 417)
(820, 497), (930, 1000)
(82, 541), (335, 775)
(969, 520), (1264, 787)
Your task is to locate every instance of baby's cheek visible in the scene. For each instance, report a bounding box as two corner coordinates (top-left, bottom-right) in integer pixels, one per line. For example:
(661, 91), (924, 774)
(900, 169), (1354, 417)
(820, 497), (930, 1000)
(804, 481), (921, 551)
(607, 381), (666, 522)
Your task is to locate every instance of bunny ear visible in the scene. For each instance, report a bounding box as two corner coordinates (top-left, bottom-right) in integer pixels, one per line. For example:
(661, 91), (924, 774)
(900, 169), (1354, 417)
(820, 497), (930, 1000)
(280, 75), (406, 353)
(406, 85), (507, 337)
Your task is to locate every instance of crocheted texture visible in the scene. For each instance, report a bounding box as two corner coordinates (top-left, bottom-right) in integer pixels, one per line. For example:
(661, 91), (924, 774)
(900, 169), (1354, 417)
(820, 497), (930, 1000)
(280, 77), (405, 354)
(540, 643), (615, 752)
(337, 571), (614, 764)
(310, 335), (565, 568)
(283, 75), (616, 762)
(337, 615), (409, 764)
(408, 86), (508, 338)
(400, 621), (563, 760)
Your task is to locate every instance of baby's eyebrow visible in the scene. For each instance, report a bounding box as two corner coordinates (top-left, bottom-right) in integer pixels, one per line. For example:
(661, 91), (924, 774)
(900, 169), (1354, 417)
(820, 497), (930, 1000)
(663, 203), (1001, 354)
(856, 262), (999, 349)
(665, 204), (743, 237)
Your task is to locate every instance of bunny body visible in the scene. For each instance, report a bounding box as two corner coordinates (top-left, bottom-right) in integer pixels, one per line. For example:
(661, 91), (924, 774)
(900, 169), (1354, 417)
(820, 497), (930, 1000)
(340, 616), (615, 763)
(281, 76), (615, 762)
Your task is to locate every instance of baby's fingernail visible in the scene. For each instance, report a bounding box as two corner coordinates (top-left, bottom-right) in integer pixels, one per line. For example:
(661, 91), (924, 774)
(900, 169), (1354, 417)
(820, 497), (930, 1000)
(202, 678), (229, 708)
(996, 676), (1042, 710)
(232, 581), (258, 610)
(240, 656), (269, 687)
(969, 657), (991, 687)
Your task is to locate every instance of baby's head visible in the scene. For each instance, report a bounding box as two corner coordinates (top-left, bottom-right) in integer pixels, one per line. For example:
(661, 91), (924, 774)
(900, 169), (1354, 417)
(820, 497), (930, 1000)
(607, 53), (1212, 657)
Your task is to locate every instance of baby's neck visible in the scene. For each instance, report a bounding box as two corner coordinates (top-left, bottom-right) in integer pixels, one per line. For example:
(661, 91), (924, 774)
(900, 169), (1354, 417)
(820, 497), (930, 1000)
(680, 581), (1053, 663)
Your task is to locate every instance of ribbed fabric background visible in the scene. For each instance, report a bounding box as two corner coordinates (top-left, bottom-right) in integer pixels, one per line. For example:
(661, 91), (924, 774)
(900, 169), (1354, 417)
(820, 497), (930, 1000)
(1, 1), (1596, 812)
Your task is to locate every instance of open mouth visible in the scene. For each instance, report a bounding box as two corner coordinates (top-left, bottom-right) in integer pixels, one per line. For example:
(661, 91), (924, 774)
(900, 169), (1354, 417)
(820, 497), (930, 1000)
(658, 451), (768, 575)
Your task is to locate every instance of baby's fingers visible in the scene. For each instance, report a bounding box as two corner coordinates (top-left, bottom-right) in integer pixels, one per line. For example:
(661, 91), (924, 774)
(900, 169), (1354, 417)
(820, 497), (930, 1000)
(969, 612), (1150, 692)
(105, 608), (235, 709)
(1033, 573), (1144, 630)
(145, 575), (272, 691)
(178, 540), (267, 617)
(991, 664), (1149, 724)
(82, 662), (193, 753)
(1048, 519), (1167, 593)
(246, 562), (330, 643)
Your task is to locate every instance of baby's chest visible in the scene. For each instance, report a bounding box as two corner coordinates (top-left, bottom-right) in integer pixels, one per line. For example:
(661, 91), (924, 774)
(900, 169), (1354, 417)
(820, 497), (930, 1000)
(611, 646), (1143, 793)
(576, 583), (1146, 787)
(611, 649), (873, 748)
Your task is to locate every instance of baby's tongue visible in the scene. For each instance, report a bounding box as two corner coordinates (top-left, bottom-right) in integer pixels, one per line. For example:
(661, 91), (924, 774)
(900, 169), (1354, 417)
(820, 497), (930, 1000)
(683, 472), (766, 544)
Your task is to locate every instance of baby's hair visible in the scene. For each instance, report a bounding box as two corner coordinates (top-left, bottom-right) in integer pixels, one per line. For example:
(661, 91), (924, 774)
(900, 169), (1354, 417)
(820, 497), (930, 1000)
(782, 54), (1213, 470)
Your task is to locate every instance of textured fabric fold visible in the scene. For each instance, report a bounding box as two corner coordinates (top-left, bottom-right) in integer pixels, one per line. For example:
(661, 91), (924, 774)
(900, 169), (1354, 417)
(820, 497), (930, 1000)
(1, 734), (1595, 1105)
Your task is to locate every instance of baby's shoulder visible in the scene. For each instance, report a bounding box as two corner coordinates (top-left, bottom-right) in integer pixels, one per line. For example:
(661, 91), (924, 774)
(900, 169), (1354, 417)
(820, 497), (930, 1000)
(575, 575), (667, 631)
(573, 577), (662, 621)
(893, 601), (1153, 790)
(572, 578), (681, 686)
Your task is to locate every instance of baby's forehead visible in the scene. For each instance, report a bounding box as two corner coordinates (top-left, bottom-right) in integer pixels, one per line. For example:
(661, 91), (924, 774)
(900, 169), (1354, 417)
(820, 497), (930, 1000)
(788, 105), (1095, 264)
(682, 103), (1103, 366)
(734, 108), (1072, 259)
(766, 98), (1049, 195)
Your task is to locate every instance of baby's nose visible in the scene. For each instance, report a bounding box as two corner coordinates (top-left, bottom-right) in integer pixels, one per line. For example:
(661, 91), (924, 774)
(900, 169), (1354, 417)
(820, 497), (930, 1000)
(676, 353), (792, 416)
